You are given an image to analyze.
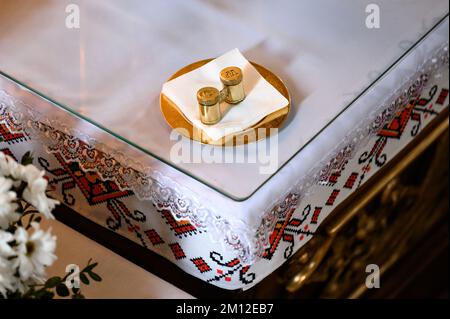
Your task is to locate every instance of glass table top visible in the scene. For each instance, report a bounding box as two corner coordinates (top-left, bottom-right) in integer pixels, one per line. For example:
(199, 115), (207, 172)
(0, 0), (448, 200)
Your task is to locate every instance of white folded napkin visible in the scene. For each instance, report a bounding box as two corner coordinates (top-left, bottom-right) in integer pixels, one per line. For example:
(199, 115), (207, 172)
(162, 48), (289, 142)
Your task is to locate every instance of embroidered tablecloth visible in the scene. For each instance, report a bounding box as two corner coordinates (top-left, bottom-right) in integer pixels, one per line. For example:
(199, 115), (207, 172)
(0, 0), (449, 290)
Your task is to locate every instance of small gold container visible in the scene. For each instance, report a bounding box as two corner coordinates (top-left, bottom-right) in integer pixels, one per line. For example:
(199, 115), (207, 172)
(197, 86), (221, 125)
(220, 66), (245, 104)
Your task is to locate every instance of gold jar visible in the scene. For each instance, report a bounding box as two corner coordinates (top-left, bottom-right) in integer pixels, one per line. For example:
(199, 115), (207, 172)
(220, 66), (245, 104)
(197, 87), (221, 125)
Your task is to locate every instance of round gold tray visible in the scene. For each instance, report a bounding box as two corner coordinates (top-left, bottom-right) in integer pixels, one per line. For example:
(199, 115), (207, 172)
(160, 59), (291, 146)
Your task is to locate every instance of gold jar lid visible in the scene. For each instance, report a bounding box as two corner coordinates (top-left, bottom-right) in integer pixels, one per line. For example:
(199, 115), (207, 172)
(220, 66), (243, 86)
(197, 87), (220, 106)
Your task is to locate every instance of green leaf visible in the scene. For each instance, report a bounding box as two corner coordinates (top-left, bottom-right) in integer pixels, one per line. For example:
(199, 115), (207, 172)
(21, 151), (34, 165)
(15, 288), (30, 299)
(80, 272), (90, 285)
(45, 276), (62, 288)
(56, 283), (70, 297)
(41, 291), (55, 299)
(32, 289), (45, 299)
(87, 271), (102, 282)
(83, 262), (98, 273)
(33, 288), (54, 299)
(72, 293), (85, 299)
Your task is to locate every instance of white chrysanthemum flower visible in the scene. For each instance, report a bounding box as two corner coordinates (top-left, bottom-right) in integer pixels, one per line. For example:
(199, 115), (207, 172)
(21, 166), (58, 219)
(0, 256), (16, 298)
(0, 231), (16, 298)
(1, 153), (61, 297)
(0, 152), (24, 182)
(0, 176), (20, 229)
(1, 153), (59, 219)
(12, 223), (57, 282)
(0, 230), (14, 257)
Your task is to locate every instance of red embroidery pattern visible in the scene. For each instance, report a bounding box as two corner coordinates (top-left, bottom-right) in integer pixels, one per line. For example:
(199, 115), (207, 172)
(311, 207), (322, 224)
(191, 257), (212, 273)
(344, 172), (359, 189)
(145, 229), (165, 246)
(169, 243), (186, 260)
(158, 208), (201, 237)
(326, 190), (340, 206)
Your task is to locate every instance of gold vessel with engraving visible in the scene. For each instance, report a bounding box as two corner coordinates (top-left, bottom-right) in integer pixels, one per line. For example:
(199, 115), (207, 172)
(197, 86), (222, 125)
(220, 66), (246, 104)
(160, 59), (291, 146)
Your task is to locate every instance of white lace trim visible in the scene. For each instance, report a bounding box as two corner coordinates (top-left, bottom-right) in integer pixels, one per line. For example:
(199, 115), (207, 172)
(1, 42), (448, 265)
